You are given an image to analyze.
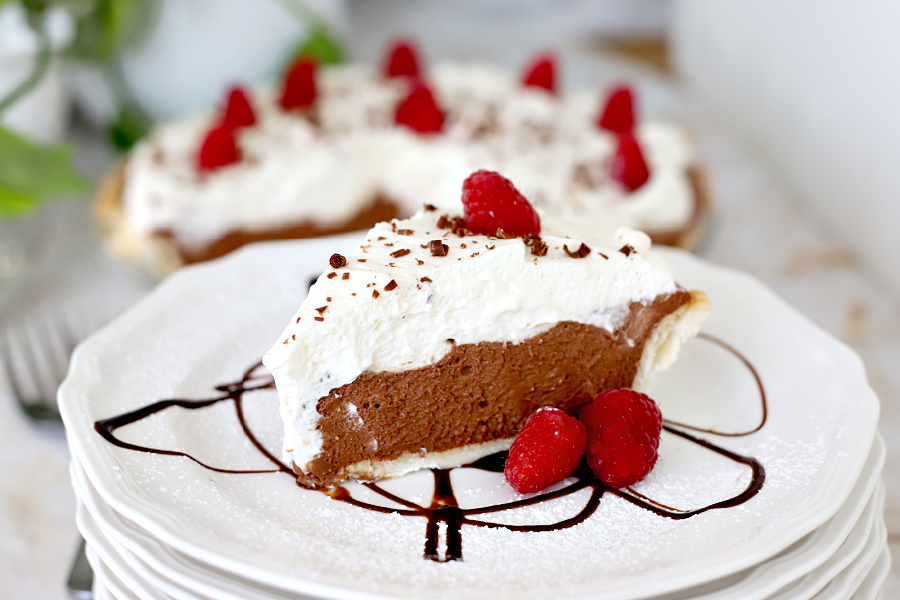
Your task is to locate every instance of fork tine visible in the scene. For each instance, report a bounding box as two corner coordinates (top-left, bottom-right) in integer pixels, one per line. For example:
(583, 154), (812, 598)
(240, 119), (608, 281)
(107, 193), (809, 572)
(57, 313), (77, 355)
(39, 314), (72, 391)
(1, 329), (29, 406)
(2, 321), (62, 422)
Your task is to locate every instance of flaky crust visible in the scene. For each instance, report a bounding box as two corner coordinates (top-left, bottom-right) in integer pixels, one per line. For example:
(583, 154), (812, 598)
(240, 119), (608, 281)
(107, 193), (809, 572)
(93, 165), (184, 279)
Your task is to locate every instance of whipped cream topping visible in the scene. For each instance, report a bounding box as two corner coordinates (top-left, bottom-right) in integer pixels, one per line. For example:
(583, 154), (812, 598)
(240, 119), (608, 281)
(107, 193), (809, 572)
(262, 208), (680, 470)
(121, 62), (696, 249)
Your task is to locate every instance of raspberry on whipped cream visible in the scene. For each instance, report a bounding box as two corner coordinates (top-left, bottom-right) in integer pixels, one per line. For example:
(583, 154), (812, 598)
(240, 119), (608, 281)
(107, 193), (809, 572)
(105, 47), (706, 278)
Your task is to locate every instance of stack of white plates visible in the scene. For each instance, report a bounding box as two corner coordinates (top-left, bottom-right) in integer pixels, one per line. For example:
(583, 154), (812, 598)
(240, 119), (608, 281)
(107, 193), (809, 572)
(60, 239), (889, 600)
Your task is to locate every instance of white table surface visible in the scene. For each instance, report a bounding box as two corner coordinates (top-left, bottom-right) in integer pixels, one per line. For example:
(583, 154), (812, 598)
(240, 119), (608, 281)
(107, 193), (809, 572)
(0, 56), (896, 600)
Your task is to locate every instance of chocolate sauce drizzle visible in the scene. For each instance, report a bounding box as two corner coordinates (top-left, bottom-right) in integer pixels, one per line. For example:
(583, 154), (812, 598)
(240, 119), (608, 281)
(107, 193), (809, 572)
(94, 334), (766, 563)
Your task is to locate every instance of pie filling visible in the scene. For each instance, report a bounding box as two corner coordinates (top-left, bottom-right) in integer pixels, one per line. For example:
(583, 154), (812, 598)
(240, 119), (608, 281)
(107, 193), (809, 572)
(297, 290), (691, 488)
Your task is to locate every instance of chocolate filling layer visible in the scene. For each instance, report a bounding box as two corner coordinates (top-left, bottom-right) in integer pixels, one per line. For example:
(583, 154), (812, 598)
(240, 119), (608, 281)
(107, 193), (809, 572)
(159, 195), (401, 265)
(150, 166), (706, 267)
(299, 290), (691, 488)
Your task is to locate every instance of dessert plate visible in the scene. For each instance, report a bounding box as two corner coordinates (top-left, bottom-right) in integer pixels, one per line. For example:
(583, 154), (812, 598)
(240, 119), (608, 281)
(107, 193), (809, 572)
(766, 484), (884, 600)
(84, 543), (140, 600)
(852, 546), (891, 599)
(70, 444), (884, 600)
(59, 239), (880, 600)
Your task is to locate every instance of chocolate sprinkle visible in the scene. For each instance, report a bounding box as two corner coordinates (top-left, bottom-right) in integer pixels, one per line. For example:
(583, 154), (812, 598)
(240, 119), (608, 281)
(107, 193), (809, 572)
(424, 203), (437, 211)
(329, 254), (347, 268)
(527, 237), (548, 257)
(619, 244), (635, 257)
(372, 290), (380, 299)
(451, 219), (469, 237)
(315, 306), (328, 315)
(342, 273), (350, 280)
(563, 242), (591, 259)
(429, 240), (449, 257)
(326, 272), (337, 279)
(385, 279), (398, 291)
(390, 248), (412, 258)
(397, 229), (414, 236)
(421, 276), (432, 282)
(314, 316), (324, 321)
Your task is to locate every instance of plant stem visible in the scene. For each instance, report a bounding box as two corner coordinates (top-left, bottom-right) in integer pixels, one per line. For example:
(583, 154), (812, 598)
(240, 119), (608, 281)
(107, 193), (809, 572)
(0, 14), (52, 116)
(274, 0), (326, 30)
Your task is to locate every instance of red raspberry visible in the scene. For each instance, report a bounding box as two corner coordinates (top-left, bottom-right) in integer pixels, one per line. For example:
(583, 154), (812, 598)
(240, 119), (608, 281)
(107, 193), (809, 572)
(580, 389), (662, 489)
(505, 408), (588, 494)
(394, 82), (444, 134)
(461, 170), (541, 237)
(384, 38), (420, 79)
(196, 124), (241, 172)
(280, 58), (317, 111)
(223, 85), (256, 128)
(609, 133), (650, 192)
(597, 84), (635, 134)
(521, 52), (557, 94)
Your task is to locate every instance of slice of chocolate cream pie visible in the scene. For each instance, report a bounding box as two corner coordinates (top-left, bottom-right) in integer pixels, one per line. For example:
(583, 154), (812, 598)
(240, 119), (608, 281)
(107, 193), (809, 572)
(263, 171), (709, 488)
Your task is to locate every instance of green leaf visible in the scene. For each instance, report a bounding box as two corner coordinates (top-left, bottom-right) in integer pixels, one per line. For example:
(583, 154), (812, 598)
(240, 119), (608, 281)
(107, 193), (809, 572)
(0, 126), (87, 216)
(291, 25), (345, 66)
(0, 186), (41, 218)
(108, 103), (151, 151)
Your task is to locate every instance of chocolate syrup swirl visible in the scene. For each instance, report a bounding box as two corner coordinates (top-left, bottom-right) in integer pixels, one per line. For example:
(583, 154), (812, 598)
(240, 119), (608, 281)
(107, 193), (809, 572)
(94, 334), (766, 563)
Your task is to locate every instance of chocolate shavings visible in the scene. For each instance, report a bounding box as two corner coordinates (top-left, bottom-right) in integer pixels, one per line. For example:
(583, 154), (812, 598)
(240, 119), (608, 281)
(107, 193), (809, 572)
(526, 237), (548, 257)
(563, 243), (591, 259)
(429, 240), (449, 257)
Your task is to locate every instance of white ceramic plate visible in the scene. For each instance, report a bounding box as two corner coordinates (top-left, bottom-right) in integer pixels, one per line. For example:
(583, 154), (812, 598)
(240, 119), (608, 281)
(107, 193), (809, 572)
(59, 240), (880, 600)
(806, 507), (886, 600)
(680, 438), (884, 600)
(84, 542), (141, 600)
(766, 483), (884, 600)
(69, 440), (884, 600)
(851, 545), (891, 600)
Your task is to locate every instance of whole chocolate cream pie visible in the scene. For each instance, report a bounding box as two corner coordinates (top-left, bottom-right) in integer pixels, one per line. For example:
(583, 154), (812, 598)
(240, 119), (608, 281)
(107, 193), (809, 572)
(95, 52), (709, 279)
(263, 206), (710, 489)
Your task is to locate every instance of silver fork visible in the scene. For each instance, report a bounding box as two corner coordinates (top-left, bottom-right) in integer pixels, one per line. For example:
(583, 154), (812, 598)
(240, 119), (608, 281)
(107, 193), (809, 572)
(0, 315), (96, 596)
(0, 312), (76, 422)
